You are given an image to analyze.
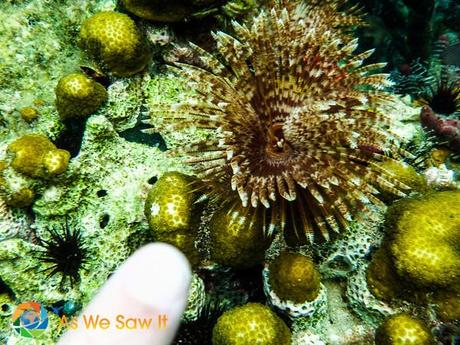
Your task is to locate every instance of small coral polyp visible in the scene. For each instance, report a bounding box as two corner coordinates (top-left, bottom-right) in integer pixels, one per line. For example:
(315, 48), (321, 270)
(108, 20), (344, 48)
(152, 0), (413, 244)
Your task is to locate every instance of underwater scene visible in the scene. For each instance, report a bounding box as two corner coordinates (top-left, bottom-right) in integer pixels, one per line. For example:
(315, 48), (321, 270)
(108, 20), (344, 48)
(1, 0), (460, 344)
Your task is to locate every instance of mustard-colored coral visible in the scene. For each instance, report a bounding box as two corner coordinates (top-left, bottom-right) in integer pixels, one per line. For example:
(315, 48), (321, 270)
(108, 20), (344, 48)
(144, 172), (202, 266)
(376, 160), (427, 197)
(7, 134), (70, 179)
(268, 251), (320, 304)
(19, 106), (39, 123)
(366, 246), (405, 302)
(212, 303), (291, 345)
(432, 288), (460, 322)
(5, 187), (35, 208)
(79, 11), (151, 76)
(388, 191), (460, 288)
(208, 204), (272, 269)
(55, 73), (108, 120)
(375, 314), (433, 345)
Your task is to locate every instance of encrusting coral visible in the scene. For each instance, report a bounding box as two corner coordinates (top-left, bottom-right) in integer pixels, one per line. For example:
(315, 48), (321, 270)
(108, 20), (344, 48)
(149, 0), (415, 244)
(418, 68), (460, 153)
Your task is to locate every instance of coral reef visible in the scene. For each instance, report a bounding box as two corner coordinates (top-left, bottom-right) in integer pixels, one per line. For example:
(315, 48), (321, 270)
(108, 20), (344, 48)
(1, 0), (459, 344)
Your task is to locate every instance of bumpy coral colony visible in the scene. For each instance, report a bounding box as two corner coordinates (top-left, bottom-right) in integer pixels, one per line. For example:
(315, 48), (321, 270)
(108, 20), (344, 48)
(151, 0), (412, 243)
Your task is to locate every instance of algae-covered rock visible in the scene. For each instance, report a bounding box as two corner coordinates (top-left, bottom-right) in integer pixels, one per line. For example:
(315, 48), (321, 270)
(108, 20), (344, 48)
(55, 72), (108, 120)
(79, 11), (151, 76)
(7, 134), (70, 179)
(208, 204), (272, 269)
(212, 303), (291, 345)
(375, 314), (434, 345)
(268, 251), (320, 304)
(387, 190), (460, 289)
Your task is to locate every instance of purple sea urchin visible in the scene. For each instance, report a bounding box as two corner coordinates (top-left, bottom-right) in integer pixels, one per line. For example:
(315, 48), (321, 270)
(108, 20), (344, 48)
(151, 0), (413, 243)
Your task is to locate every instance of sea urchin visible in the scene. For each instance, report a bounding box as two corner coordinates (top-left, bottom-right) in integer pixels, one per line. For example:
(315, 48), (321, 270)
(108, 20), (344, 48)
(151, 0), (412, 243)
(35, 218), (88, 288)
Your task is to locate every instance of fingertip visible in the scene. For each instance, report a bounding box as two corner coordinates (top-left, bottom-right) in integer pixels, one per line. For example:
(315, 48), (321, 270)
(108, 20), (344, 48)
(121, 243), (192, 310)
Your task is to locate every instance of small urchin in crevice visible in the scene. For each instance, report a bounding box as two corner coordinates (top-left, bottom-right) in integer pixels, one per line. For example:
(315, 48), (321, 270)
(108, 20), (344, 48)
(34, 218), (89, 289)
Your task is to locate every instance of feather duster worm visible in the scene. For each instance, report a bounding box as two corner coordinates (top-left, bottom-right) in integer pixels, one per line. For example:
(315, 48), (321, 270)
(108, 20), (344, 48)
(150, 0), (413, 243)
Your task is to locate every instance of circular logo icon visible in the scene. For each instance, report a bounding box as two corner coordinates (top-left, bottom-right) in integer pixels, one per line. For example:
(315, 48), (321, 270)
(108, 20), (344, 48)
(11, 301), (48, 338)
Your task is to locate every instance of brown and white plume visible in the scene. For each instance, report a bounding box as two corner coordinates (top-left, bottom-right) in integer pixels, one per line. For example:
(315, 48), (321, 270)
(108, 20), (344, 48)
(149, 0), (412, 243)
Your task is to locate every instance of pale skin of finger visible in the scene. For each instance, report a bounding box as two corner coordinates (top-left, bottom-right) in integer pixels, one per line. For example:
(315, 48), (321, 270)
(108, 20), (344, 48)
(58, 243), (191, 345)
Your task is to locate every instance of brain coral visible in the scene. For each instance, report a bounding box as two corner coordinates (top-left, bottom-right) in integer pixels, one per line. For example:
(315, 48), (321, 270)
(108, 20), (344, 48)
(150, 0), (413, 243)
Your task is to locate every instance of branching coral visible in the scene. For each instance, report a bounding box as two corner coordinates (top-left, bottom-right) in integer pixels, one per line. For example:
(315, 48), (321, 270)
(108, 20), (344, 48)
(150, 0), (413, 243)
